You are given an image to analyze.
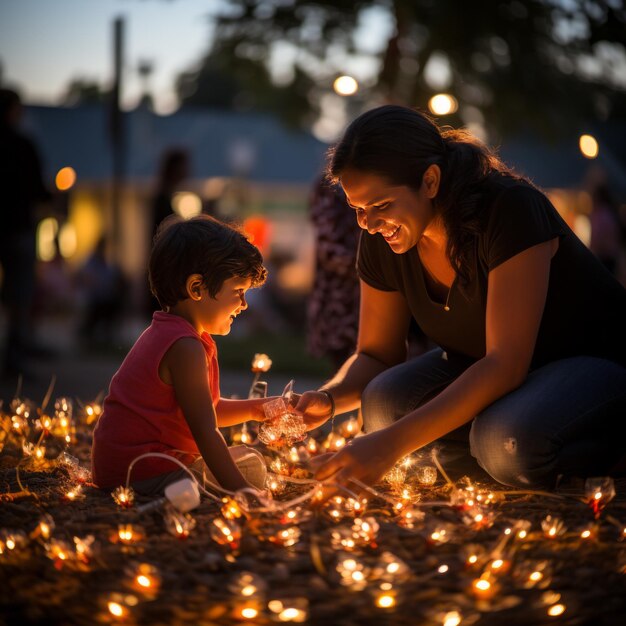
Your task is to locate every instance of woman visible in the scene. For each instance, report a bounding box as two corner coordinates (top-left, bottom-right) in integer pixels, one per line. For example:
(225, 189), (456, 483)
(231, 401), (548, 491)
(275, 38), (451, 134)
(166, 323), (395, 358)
(296, 105), (626, 489)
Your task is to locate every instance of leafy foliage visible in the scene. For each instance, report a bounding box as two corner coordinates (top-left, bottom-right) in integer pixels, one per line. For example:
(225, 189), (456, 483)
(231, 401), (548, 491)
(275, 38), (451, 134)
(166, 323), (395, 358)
(176, 0), (626, 139)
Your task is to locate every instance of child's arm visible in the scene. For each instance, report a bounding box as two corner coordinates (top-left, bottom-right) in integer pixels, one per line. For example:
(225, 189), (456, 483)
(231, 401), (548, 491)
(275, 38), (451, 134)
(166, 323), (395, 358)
(164, 338), (254, 493)
(215, 397), (278, 427)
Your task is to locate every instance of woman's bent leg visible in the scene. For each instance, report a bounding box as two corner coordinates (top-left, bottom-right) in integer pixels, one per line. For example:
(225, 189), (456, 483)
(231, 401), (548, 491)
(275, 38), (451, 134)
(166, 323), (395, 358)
(470, 357), (626, 488)
(361, 349), (473, 432)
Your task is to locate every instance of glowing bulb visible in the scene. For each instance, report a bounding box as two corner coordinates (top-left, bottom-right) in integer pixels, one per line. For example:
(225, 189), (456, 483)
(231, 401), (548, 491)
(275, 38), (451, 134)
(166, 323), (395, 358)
(443, 612), (462, 626)
(137, 575), (151, 587)
(172, 192), (202, 218)
(529, 571), (543, 582)
(241, 607), (258, 619)
(55, 166), (77, 191)
(108, 602), (125, 617)
(475, 579), (490, 591)
(376, 593), (395, 608)
(579, 134), (598, 159)
(333, 75), (359, 96)
(428, 93), (458, 115)
(548, 603), (566, 616)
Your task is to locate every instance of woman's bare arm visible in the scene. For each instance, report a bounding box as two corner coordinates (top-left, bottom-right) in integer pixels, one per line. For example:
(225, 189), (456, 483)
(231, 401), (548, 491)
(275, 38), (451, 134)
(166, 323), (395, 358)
(295, 280), (412, 429)
(318, 239), (557, 485)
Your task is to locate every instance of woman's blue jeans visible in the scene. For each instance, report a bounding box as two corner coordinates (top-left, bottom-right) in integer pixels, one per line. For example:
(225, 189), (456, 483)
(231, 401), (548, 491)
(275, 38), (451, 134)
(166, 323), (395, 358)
(361, 348), (626, 488)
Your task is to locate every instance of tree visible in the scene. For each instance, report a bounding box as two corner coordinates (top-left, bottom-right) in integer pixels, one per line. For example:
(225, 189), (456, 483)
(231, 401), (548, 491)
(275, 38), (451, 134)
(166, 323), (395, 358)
(63, 78), (109, 106)
(176, 0), (626, 140)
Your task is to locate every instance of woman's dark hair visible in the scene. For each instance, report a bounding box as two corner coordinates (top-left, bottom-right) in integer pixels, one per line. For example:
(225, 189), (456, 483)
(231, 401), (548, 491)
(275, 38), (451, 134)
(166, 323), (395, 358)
(149, 214), (267, 308)
(327, 104), (523, 288)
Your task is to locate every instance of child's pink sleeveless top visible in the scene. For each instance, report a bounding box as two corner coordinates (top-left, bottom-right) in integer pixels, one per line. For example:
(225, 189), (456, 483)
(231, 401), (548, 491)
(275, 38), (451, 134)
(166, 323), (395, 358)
(91, 311), (220, 488)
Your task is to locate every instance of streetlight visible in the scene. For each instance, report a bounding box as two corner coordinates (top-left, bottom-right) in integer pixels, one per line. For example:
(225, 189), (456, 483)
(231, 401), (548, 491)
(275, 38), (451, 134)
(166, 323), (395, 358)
(333, 75), (359, 96)
(428, 94), (458, 116)
(579, 134), (599, 159)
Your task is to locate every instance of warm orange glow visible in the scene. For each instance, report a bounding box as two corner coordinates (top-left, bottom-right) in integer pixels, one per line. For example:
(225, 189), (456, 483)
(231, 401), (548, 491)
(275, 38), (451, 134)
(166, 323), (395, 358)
(55, 167), (77, 191)
(579, 134), (598, 158)
(548, 603), (566, 616)
(428, 94), (458, 115)
(108, 602), (125, 617)
(243, 216), (270, 254)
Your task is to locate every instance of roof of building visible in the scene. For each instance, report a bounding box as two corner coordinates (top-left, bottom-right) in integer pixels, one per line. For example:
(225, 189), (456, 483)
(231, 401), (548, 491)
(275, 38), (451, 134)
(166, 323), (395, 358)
(22, 104), (328, 185)
(22, 104), (626, 197)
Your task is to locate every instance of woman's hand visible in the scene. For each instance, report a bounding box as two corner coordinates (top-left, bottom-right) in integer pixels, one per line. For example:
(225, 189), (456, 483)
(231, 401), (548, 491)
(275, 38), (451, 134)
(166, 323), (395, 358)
(292, 391), (334, 431)
(315, 430), (401, 490)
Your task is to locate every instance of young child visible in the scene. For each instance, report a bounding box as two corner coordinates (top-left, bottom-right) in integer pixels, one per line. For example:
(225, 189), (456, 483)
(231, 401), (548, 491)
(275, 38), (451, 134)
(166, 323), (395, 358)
(92, 214), (270, 495)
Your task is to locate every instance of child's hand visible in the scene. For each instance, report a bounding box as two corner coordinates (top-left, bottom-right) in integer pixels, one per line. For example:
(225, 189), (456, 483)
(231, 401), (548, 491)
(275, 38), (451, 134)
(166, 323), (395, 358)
(250, 396), (281, 422)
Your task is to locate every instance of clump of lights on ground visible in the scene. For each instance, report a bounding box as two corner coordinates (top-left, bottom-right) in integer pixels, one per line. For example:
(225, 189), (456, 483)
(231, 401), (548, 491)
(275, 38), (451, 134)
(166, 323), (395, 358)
(1, 359), (625, 625)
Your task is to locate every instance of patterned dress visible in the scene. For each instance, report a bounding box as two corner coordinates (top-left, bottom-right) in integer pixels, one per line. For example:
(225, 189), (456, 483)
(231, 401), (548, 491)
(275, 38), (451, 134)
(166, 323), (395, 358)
(307, 178), (361, 367)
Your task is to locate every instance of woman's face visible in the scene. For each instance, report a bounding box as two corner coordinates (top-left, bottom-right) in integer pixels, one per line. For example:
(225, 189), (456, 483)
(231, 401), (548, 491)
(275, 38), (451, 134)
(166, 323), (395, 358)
(340, 167), (439, 254)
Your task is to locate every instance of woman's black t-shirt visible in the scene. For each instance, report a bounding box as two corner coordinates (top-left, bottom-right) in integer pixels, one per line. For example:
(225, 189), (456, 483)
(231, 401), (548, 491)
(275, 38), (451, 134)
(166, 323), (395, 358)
(357, 179), (626, 368)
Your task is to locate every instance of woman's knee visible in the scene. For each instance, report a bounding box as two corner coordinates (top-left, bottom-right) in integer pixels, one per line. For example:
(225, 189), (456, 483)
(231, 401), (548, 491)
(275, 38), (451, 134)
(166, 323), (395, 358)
(361, 375), (398, 432)
(361, 350), (461, 433)
(470, 412), (557, 488)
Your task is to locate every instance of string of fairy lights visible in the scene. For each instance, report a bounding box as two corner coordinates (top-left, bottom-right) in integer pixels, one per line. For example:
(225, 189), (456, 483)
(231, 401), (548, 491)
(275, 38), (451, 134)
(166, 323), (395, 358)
(0, 355), (625, 624)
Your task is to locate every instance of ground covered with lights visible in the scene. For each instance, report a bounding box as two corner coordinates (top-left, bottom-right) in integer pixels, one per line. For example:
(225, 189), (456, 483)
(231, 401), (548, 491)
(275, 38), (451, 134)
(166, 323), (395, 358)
(1, 395), (626, 626)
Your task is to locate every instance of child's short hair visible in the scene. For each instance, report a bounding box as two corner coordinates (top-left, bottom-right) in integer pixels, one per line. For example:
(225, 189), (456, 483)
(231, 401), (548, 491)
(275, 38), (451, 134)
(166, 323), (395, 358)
(149, 214), (267, 308)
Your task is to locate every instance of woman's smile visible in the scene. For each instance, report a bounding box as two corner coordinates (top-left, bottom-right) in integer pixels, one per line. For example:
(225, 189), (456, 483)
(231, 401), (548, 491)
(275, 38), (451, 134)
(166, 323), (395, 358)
(340, 168), (437, 255)
(380, 224), (401, 243)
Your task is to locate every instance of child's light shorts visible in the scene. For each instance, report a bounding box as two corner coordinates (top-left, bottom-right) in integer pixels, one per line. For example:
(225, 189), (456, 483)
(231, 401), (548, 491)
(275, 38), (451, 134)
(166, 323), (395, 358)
(131, 445), (267, 496)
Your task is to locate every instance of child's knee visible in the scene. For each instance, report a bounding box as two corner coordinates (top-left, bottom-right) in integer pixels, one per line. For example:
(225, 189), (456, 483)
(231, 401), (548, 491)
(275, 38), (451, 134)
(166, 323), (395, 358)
(235, 447), (267, 488)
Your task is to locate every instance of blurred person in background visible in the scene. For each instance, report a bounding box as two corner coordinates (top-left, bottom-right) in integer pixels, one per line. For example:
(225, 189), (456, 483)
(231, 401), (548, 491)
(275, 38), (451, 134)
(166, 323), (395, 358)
(589, 182), (625, 280)
(0, 88), (52, 379)
(75, 236), (127, 348)
(146, 148), (191, 316)
(307, 176), (360, 369)
(150, 148), (191, 237)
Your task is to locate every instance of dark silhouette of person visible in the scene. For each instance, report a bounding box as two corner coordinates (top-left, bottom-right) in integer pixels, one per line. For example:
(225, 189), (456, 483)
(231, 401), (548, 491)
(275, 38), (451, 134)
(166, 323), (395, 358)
(145, 148), (191, 316)
(0, 88), (51, 378)
(307, 176), (361, 368)
(150, 148), (190, 237)
(589, 182), (624, 278)
(75, 236), (127, 347)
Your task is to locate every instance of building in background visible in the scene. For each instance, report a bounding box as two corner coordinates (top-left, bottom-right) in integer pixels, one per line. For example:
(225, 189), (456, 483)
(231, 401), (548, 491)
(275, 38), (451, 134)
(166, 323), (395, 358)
(21, 104), (626, 313)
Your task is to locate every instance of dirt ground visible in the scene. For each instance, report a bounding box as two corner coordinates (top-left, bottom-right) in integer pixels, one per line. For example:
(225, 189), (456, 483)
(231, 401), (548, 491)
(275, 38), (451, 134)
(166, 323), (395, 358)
(1, 402), (625, 626)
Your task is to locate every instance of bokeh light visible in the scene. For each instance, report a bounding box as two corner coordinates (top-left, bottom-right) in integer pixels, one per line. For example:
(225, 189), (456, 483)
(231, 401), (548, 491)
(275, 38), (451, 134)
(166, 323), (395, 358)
(579, 134), (599, 159)
(172, 192), (202, 218)
(55, 166), (77, 191)
(428, 94), (458, 116)
(333, 75), (359, 96)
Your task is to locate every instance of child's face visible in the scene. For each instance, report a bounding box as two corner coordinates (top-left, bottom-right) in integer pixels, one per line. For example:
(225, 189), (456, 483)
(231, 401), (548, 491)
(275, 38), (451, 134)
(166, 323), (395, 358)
(198, 275), (251, 335)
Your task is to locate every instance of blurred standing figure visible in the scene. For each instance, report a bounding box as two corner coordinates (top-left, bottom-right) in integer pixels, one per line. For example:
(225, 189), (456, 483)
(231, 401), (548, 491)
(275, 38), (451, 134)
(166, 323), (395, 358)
(146, 148), (190, 315)
(589, 182), (624, 278)
(75, 237), (127, 347)
(0, 88), (51, 378)
(307, 176), (360, 368)
(150, 148), (190, 237)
